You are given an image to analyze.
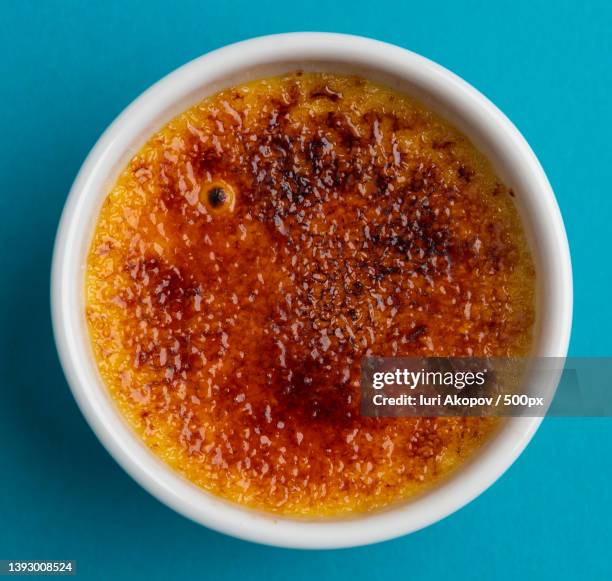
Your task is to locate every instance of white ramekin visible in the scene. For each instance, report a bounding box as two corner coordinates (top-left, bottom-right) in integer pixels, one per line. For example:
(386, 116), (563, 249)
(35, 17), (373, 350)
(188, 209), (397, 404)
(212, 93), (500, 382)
(51, 33), (573, 549)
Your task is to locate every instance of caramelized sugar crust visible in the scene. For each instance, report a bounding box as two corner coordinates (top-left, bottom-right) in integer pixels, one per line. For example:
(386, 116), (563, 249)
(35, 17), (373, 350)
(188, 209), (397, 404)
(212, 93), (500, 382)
(86, 73), (535, 516)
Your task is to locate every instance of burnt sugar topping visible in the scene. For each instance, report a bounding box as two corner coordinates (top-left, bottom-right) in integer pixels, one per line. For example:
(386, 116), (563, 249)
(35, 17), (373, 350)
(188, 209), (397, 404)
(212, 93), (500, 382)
(86, 73), (535, 515)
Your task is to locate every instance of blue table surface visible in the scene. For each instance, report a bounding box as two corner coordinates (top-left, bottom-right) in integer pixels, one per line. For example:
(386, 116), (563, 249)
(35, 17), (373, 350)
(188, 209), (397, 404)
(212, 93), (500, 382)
(1, 1), (610, 579)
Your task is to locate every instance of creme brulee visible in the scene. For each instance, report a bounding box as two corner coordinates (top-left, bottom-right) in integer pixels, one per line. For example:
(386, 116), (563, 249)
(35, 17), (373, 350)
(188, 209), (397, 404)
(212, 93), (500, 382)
(85, 73), (535, 516)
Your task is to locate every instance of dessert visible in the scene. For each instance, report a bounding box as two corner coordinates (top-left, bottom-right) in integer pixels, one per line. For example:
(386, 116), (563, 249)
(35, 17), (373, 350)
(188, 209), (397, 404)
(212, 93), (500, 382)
(85, 73), (535, 515)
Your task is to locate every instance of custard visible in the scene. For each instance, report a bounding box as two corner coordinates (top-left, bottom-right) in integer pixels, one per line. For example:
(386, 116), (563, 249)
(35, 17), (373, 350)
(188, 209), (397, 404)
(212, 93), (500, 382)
(85, 73), (535, 516)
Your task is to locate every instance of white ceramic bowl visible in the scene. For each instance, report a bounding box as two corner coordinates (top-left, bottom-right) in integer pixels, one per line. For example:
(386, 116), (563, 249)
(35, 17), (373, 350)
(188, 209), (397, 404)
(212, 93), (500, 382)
(51, 33), (573, 549)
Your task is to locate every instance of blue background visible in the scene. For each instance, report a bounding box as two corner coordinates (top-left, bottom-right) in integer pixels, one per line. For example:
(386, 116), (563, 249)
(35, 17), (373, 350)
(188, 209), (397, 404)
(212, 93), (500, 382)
(1, 1), (610, 579)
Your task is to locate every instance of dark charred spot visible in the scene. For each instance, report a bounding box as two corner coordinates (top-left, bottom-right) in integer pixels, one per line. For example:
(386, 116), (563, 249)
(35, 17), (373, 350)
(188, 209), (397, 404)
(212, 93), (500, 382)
(432, 139), (454, 150)
(458, 164), (474, 182)
(310, 84), (343, 102)
(406, 325), (428, 343)
(207, 186), (227, 208)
